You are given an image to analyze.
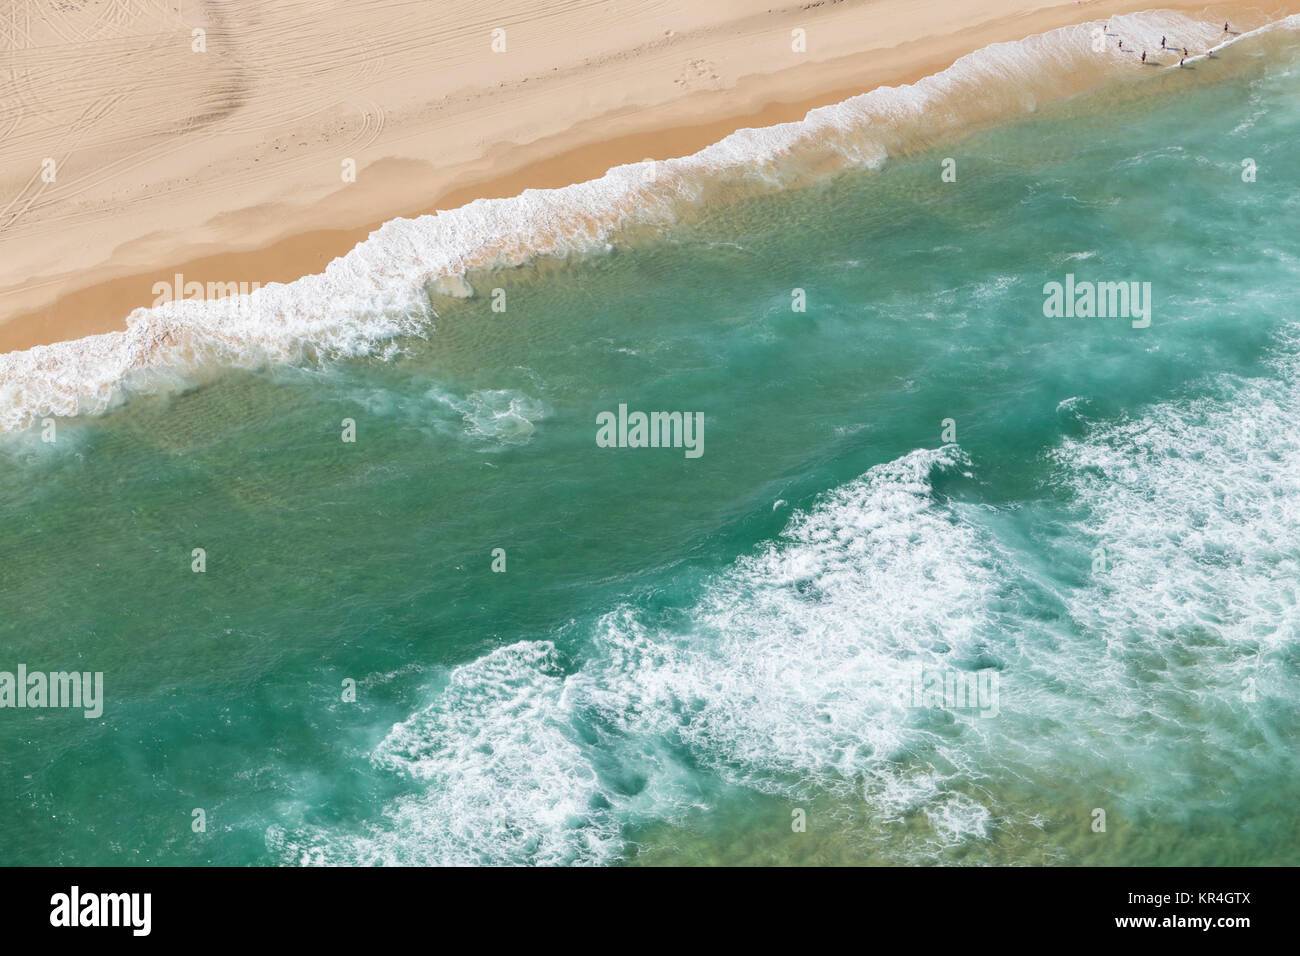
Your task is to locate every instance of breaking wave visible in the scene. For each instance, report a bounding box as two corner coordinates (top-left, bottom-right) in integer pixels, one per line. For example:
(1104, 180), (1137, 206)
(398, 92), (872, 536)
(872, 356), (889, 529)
(272, 445), (1010, 864)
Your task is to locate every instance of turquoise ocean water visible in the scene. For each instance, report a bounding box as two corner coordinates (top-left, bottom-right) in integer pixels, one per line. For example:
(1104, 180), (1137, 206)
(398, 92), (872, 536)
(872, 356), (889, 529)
(1, 26), (1298, 865)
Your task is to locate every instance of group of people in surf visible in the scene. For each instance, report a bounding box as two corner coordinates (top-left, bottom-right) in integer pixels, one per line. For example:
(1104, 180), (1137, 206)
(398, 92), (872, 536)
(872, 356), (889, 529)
(1106, 21), (1238, 69)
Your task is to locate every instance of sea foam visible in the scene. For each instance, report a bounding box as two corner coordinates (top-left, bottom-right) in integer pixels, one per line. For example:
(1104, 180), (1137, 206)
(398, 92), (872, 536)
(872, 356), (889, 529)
(276, 444), (1006, 864)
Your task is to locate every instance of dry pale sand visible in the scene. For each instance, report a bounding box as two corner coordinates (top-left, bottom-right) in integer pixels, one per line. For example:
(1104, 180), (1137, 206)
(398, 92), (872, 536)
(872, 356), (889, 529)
(0, 0), (1292, 353)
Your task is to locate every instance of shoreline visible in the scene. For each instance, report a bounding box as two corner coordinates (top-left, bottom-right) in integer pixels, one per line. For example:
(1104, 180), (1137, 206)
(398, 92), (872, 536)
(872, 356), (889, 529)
(0, 1), (1293, 356)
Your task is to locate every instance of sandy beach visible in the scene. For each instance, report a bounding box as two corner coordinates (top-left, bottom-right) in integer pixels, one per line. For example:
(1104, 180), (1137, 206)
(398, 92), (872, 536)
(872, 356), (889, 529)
(0, 0), (1292, 353)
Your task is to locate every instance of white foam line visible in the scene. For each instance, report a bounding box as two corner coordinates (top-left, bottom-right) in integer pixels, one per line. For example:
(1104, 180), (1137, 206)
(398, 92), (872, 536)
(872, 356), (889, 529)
(1, 10), (1290, 435)
(1164, 14), (1296, 68)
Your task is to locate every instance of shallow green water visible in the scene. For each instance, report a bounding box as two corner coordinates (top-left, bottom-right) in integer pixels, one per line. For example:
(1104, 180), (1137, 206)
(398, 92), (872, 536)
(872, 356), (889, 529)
(2, 36), (1298, 865)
